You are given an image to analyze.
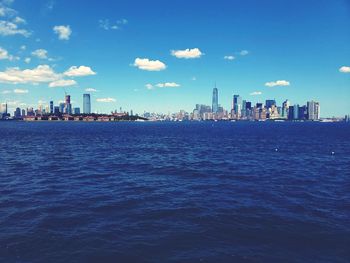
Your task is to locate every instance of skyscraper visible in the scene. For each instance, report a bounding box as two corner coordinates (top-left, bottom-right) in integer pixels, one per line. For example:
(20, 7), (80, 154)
(64, 95), (72, 114)
(212, 87), (218, 113)
(232, 95), (242, 117)
(83, 94), (91, 114)
(307, 101), (320, 120)
(50, 101), (54, 114)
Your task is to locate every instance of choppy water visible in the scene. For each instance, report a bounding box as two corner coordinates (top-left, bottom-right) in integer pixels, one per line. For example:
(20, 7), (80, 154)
(0, 121), (349, 262)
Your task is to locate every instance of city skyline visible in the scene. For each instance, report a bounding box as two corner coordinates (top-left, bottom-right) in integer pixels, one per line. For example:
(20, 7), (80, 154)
(0, 0), (350, 116)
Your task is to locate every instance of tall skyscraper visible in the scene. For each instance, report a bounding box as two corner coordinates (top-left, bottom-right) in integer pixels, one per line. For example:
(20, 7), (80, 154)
(265, 99), (276, 109)
(83, 94), (91, 114)
(293, 104), (299, 119)
(50, 101), (54, 114)
(282, 99), (290, 118)
(307, 101), (320, 120)
(232, 95), (242, 117)
(212, 87), (218, 113)
(64, 95), (72, 114)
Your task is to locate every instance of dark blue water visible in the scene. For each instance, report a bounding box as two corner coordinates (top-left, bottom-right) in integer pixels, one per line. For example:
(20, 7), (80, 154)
(0, 122), (349, 262)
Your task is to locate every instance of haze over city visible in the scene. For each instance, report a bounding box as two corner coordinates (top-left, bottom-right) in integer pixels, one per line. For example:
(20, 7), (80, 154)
(0, 0), (349, 117)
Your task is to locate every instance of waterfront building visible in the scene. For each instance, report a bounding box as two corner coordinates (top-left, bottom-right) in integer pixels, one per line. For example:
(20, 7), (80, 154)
(293, 104), (299, 119)
(307, 101), (320, 120)
(83, 94), (91, 114)
(212, 87), (218, 113)
(298, 105), (307, 120)
(282, 100), (290, 119)
(21, 109), (25, 117)
(64, 95), (72, 114)
(232, 95), (242, 118)
(59, 103), (65, 113)
(73, 107), (81, 115)
(54, 106), (60, 115)
(50, 101), (54, 114)
(14, 107), (21, 118)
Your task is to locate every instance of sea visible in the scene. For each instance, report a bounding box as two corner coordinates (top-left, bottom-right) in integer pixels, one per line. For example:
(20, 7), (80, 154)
(0, 121), (349, 263)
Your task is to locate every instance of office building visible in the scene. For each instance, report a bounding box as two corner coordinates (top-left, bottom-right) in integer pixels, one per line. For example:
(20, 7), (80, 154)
(83, 94), (91, 114)
(212, 87), (218, 113)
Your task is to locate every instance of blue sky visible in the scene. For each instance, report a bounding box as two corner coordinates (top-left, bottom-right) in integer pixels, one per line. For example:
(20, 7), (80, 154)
(0, 0), (349, 116)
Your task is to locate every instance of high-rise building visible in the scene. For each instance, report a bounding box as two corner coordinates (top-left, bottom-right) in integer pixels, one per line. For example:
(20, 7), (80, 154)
(232, 95), (242, 118)
(212, 87), (218, 113)
(282, 99), (290, 118)
(54, 106), (60, 115)
(21, 109), (25, 117)
(293, 104), (299, 119)
(64, 95), (72, 114)
(83, 94), (91, 114)
(59, 103), (65, 113)
(14, 107), (21, 118)
(307, 101), (320, 120)
(50, 101), (54, 114)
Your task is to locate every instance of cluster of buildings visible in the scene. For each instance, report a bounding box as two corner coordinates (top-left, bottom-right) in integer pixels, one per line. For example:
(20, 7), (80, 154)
(1, 86), (349, 122)
(191, 87), (321, 121)
(141, 87), (347, 122)
(1, 93), (91, 120)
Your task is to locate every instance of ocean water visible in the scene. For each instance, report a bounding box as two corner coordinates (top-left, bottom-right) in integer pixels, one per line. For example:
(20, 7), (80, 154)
(0, 121), (349, 263)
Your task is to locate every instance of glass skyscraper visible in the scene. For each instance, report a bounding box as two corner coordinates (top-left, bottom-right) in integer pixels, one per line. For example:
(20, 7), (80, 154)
(83, 94), (91, 114)
(212, 87), (218, 113)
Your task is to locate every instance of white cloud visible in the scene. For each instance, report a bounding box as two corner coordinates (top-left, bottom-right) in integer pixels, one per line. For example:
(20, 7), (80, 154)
(31, 49), (48, 59)
(13, 88), (28, 94)
(250, 91), (262, 96)
(85, 88), (97, 92)
(0, 20), (30, 37)
(145, 83), (153, 90)
(133, 58), (166, 71)
(0, 65), (59, 84)
(13, 16), (25, 24)
(171, 48), (203, 59)
(96, 97), (116, 103)
(240, 50), (249, 56)
(1, 89), (11, 94)
(49, 79), (77, 88)
(339, 66), (350, 73)
(24, 57), (31, 63)
(224, 55), (235, 60)
(64, 66), (96, 77)
(99, 18), (128, 30)
(0, 46), (14, 60)
(265, 80), (290, 87)
(155, 82), (180, 88)
(20, 45), (26, 50)
(53, 25), (71, 40)
(146, 82), (180, 90)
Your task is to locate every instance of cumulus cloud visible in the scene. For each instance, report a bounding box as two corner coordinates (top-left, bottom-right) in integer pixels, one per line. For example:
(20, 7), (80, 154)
(49, 79), (77, 88)
(133, 58), (166, 71)
(13, 88), (28, 94)
(145, 83), (154, 90)
(265, 80), (290, 87)
(85, 88), (97, 92)
(250, 91), (262, 96)
(0, 65), (59, 84)
(64, 66), (96, 77)
(53, 25), (71, 40)
(224, 55), (235, 60)
(24, 57), (31, 63)
(0, 20), (30, 37)
(339, 66), (350, 73)
(96, 97), (116, 103)
(0, 46), (16, 60)
(171, 48), (203, 59)
(31, 49), (48, 59)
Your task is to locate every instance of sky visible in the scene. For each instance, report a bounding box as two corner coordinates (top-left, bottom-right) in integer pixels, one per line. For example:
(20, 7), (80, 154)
(0, 0), (349, 117)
